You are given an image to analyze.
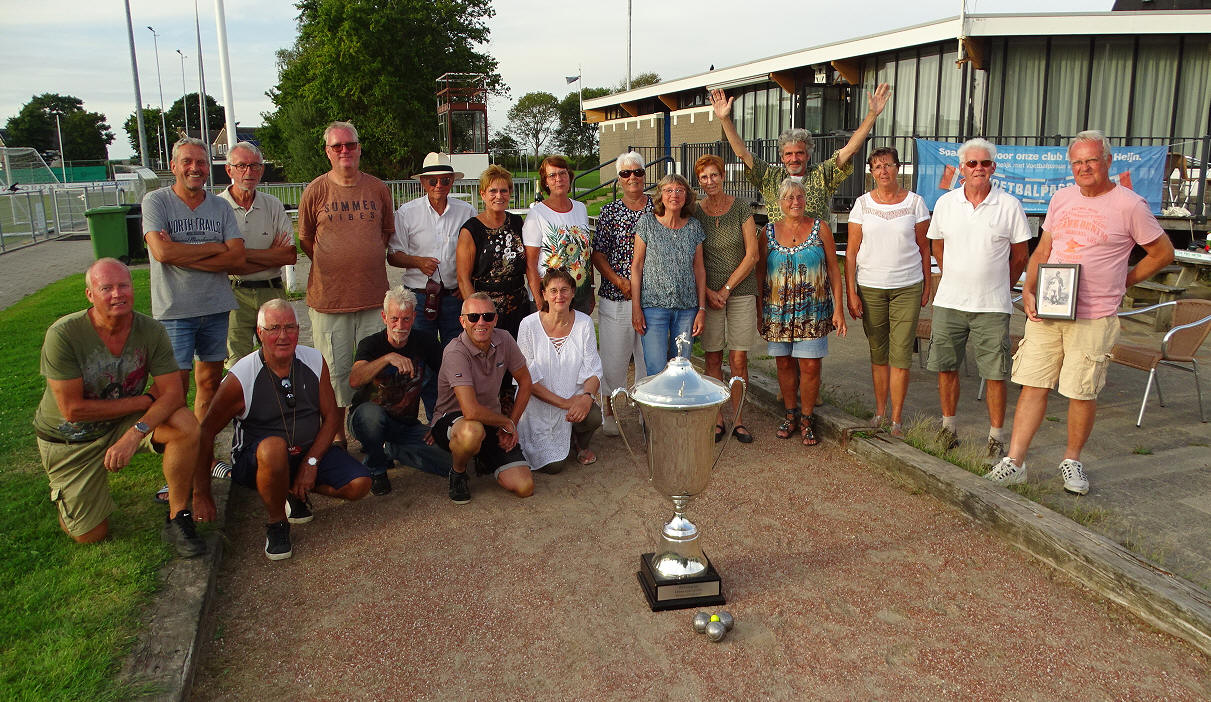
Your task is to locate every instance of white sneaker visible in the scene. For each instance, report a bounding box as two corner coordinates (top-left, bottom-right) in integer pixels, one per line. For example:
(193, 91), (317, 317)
(986, 456), (1026, 486)
(1059, 459), (1089, 495)
(602, 414), (619, 436)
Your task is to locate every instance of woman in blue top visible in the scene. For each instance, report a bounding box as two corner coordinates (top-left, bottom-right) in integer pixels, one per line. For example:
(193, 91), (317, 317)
(757, 178), (846, 446)
(630, 173), (707, 376)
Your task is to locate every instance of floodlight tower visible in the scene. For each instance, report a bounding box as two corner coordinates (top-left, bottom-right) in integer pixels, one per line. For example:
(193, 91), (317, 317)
(147, 26), (170, 167)
(176, 50), (190, 134)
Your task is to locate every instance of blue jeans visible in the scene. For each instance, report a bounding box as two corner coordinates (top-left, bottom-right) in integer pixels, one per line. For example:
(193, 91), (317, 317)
(349, 402), (452, 477)
(640, 307), (696, 376)
(413, 290), (463, 417)
(161, 311), (229, 369)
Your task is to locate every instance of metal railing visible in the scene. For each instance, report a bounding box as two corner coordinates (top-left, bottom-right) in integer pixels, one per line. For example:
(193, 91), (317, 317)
(574, 155), (675, 202)
(204, 176), (538, 213)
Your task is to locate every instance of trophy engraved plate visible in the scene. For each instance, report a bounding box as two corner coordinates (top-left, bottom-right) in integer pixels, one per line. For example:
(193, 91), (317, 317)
(612, 334), (746, 612)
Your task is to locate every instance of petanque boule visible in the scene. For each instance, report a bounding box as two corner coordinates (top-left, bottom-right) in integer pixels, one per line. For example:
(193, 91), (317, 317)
(692, 611), (711, 633)
(717, 611), (734, 631)
(705, 620), (727, 641)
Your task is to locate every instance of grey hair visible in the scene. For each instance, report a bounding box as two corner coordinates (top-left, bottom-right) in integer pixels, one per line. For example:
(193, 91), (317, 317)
(323, 121), (359, 144)
(1069, 130), (1112, 160)
(616, 151), (644, 174)
(171, 137), (209, 163)
(462, 291), (496, 312)
(957, 138), (997, 164)
(384, 285), (417, 312)
(778, 128), (814, 159)
(776, 177), (807, 203)
(85, 257), (130, 288)
(256, 298), (296, 328)
(229, 141), (262, 161)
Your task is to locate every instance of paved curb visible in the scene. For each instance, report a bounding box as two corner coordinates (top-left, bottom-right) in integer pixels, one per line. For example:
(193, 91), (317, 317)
(735, 365), (1211, 658)
(119, 460), (231, 700)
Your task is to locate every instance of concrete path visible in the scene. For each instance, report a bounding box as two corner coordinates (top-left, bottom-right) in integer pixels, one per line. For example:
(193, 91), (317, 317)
(0, 236), (96, 308)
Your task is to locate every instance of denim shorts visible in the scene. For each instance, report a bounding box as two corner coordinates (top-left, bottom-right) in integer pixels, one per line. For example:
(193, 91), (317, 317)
(161, 311), (229, 369)
(767, 336), (828, 359)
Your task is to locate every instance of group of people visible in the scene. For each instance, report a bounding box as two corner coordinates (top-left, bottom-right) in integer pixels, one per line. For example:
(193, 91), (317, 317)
(35, 86), (1173, 562)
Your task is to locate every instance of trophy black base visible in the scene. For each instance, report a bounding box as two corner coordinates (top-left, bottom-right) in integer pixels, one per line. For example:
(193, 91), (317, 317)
(637, 553), (726, 612)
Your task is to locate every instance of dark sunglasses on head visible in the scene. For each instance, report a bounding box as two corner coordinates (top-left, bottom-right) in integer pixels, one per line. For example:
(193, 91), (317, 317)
(965, 159), (994, 168)
(618, 168), (645, 179)
(462, 312), (497, 323)
(280, 377), (296, 408)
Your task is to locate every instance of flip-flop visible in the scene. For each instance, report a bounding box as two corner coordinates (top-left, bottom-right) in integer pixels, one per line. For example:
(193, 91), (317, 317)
(576, 448), (597, 465)
(714, 423), (726, 443)
(731, 425), (754, 444)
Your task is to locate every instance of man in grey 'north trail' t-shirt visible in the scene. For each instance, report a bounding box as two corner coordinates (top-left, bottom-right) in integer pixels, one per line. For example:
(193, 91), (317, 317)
(142, 137), (245, 421)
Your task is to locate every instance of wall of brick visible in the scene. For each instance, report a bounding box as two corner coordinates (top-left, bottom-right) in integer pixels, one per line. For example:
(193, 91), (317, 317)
(598, 114), (664, 162)
(669, 107), (721, 146)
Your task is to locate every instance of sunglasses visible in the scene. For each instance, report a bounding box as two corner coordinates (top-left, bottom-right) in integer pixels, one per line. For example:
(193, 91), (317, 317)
(462, 312), (497, 323)
(326, 142), (359, 152)
(424, 176), (454, 186)
(280, 377), (296, 408)
(618, 168), (645, 179)
(964, 159), (994, 168)
(229, 163), (264, 172)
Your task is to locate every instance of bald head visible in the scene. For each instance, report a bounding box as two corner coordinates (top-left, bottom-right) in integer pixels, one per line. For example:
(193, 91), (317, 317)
(86, 257), (131, 290)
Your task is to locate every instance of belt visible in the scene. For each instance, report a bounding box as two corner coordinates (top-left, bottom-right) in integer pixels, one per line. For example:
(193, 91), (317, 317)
(36, 430), (94, 445)
(409, 286), (458, 296)
(233, 277), (283, 289)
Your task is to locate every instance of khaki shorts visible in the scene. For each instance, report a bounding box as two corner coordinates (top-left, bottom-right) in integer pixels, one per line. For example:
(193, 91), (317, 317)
(38, 413), (161, 536)
(1012, 316), (1119, 400)
(308, 307), (384, 407)
(926, 307), (1011, 380)
(858, 282), (923, 369)
(701, 294), (759, 353)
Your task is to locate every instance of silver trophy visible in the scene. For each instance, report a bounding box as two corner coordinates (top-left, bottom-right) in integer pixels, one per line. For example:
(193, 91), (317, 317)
(610, 334), (746, 610)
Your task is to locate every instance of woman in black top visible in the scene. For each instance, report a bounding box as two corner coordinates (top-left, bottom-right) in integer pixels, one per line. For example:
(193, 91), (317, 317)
(456, 164), (530, 338)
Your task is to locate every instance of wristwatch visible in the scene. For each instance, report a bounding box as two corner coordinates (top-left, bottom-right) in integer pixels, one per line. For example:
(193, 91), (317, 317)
(133, 421), (151, 435)
(306, 457), (318, 467)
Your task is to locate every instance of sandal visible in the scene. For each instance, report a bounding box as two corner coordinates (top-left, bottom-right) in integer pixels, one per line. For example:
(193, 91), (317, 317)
(575, 448), (597, 465)
(714, 423), (726, 443)
(776, 408), (801, 439)
(731, 425), (754, 444)
(801, 415), (819, 446)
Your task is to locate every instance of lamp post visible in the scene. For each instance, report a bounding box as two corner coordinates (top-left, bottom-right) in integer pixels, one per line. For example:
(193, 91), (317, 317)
(147, 25), (170, 168)
(176, 49), (190, 135)
(51, 111), (66, 182)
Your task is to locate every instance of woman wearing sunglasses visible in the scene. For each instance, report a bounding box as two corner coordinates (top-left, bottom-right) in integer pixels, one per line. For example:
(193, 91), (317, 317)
(516, 268), (604, 473)
(590, 151), (651, 436)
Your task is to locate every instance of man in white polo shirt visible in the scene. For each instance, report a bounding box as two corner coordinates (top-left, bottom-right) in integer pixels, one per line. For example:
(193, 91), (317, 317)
(926, 138), (1031, 459)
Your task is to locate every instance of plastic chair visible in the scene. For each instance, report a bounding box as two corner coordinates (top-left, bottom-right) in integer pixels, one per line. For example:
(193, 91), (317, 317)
(1112, 299), (1211, 427)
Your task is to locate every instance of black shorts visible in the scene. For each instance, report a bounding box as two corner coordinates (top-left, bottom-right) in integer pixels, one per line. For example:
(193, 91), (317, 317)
(231, 437), (370, 490)
(430, 412), (528, 477)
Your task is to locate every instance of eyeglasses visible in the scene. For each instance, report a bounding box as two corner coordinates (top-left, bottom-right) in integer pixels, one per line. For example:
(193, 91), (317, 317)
(229, 163), (264, 172)
(662, 188), (687, 196)
(261, 323), (300, 335)
(326, 142), (359, 152)
(618, 168), (645, 179)
(964, 159), (994, 168)
(545, 170), (570, 181)
(280, 377), (296, 408)
(424, 176), (454, 186)
(462, 312), (497, 323)
(1070, 158), (1105, 168)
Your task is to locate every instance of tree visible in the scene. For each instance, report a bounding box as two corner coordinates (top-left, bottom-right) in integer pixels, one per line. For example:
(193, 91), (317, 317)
(3, 93), (114, 162)
(122, 106), (168, 162)
(165, 93), (225, 137)
(260, 0), (502, 181)
(505, 91), (559, 158)
(555, 87), (609, 161)
(614, 71), (661, 93)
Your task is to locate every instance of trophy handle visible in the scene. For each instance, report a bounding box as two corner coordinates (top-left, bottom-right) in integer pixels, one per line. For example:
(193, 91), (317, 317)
(710, 376), (747, 471)
(609, 387), (648, 480)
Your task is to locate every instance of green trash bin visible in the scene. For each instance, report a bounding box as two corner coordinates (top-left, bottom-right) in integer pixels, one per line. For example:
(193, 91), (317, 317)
(85, 205), (133, 261)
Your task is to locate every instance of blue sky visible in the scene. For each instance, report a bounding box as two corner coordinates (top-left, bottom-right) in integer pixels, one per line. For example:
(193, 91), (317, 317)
(0, 0), (1110, 160)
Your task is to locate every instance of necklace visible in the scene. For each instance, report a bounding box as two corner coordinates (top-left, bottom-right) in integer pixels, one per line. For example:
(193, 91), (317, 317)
(269, 355), (298, 451)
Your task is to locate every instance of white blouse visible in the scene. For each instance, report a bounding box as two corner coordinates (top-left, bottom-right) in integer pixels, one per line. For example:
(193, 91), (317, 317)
(516, 310), (604, 470)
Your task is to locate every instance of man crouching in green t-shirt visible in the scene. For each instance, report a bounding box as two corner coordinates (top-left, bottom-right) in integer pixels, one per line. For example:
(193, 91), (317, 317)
(34, 258), (207, 557)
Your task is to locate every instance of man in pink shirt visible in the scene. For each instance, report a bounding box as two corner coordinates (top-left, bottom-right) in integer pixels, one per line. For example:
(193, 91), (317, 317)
(987, 131), (1173, 495)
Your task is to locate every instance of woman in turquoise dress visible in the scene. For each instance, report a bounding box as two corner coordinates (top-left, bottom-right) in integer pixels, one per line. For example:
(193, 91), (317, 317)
(757, 178), (846, 446)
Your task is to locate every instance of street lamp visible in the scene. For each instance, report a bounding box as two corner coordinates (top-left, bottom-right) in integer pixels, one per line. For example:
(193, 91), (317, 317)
(176, 49), (190, 135)
(51, 111), (66, 182)
(147, 25), (170, 168)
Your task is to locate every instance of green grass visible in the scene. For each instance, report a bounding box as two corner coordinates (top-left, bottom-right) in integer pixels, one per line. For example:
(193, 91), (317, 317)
(0, 270), (174, 700)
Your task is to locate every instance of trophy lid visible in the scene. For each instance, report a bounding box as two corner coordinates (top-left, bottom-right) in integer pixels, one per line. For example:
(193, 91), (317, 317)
(630, 335), (731, 410)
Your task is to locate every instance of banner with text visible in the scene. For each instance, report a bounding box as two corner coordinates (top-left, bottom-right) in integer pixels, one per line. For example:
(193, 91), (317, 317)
(914, 140), (1167, 214)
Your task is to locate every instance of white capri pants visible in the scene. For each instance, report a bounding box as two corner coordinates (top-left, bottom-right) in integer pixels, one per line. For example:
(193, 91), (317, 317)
(597, 297), (646, 410)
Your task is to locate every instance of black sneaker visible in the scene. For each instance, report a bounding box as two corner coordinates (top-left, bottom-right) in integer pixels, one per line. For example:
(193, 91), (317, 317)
(371, 472), (392, 496)
(161, 510), (207, 558)
(285, 494), (313, 524)
(449, 469), (471, 504)
(264, 520), (292, 560)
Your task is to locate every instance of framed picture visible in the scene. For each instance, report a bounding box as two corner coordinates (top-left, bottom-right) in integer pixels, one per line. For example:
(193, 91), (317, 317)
(1035, 263), (1080, 320)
